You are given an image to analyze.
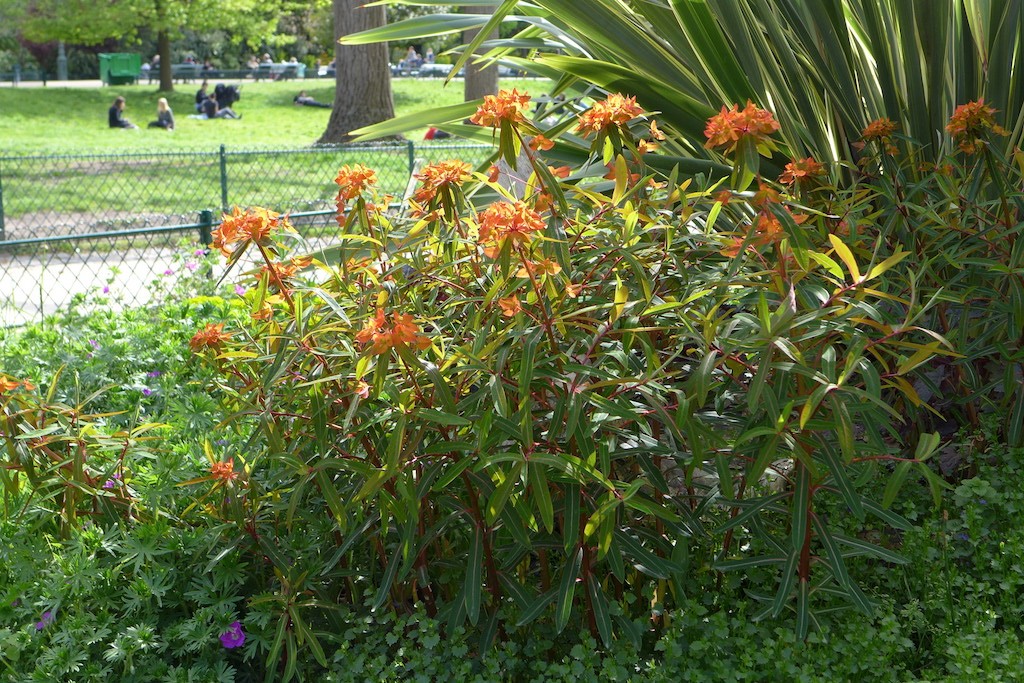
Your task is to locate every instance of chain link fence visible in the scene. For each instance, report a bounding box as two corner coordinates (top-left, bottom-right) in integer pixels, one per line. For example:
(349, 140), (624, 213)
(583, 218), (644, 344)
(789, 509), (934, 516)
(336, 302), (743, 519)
(0, 142), (495, 326)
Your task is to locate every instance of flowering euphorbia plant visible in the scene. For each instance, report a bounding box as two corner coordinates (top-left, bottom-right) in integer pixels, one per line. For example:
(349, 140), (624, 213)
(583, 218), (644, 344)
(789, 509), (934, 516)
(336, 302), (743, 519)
(186, 89), (968, 662)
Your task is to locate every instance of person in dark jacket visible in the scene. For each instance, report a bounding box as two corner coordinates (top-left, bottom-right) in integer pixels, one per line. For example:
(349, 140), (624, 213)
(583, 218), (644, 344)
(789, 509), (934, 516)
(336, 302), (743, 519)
(195, 81), (209, 112)
(108, 96), (138, 129)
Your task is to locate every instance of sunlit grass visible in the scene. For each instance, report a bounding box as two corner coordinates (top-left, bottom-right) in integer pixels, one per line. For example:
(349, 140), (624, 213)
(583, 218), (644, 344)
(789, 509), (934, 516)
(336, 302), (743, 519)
(0, 77), (547, 155)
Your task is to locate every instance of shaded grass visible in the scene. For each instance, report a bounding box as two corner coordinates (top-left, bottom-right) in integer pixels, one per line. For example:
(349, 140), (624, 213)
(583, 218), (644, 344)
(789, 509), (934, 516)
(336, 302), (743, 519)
(0, 77), (546, 155)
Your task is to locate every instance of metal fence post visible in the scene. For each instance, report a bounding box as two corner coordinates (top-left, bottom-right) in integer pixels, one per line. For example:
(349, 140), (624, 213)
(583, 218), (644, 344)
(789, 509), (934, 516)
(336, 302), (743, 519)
(219, 144), (229, 212)
(407, 139), (415, 177)
(0, 165), (5, 241)
(198, 209), (214, 248)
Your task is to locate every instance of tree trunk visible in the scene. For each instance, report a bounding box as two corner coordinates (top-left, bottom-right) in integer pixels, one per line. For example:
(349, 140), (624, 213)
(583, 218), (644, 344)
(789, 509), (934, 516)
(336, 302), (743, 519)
(463, 5), (499, 103)
(319, 0), (395, 144)
(157, 29), (172, 92)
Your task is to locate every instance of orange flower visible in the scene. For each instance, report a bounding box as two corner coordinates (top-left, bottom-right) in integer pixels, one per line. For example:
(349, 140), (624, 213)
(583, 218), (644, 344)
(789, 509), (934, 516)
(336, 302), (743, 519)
(0, 376), (31, 394)
(257, 256), (312, 288)
(754, 212), (784, 242)
(354, 380), (371, 399)
(335, 164), (378, 202)
(752, 182), (782, 208)
(487, 165), (501, 183)
(477, 200), (546, 258)
(947, 99), (1009, 153)
(413, 160), (472, 205)
(189, 323), (232, 353)
(714, 190), (732, 205)
(355, 308), (431, 356)
(576, 93), (645, 138)
(720, 236), (749, 258)
(530, 134), (555, 151)
(861, 118), (899, 155)
(212, 207), (288, 258)
(211, 458), (239, 483)
(704, 101), (779, 153)
(779, 157), (825, 185)
(649, 120), (666, 141)
(516, 258), (561, 278)
(498, 296), (522, 317)
(861, 117), (898, 140)
(564, 283), (582, 298)
(470, 88), (531, 128)
(549, 165), (571, 179)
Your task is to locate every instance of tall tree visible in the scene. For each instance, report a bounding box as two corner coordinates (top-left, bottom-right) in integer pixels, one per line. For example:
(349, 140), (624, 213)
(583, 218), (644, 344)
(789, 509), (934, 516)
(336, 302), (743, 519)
(462, 5), (498, 102)
(15, 0), (282, 91)
(318, 0), (394, 144)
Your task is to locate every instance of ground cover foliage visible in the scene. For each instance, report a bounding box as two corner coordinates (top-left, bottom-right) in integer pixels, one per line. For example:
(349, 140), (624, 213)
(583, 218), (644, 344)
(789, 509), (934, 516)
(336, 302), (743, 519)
(1, 78), (1023, 680)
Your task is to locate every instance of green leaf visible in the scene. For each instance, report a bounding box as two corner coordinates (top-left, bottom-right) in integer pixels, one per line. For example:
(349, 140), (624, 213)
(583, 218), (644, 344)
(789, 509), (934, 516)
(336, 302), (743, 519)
(555, 547), (583, 634)
(465, 526), (484, 626)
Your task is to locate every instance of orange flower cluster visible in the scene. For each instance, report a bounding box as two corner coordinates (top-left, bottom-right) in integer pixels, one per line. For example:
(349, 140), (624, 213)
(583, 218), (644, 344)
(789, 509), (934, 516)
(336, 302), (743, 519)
(529, 134), (554, 151)
(412, 160), (472, 206)
(722, 207), (807, 258)
(860, 117), (899, 155)
(516, 257), (561, 278)
(476, 200), (546, 258)
(947, 99), (1008, 154)
(0, 375), (33, 394)
(210, 458), (239, 483)
(575, 94), (645, 138)
(779, 157), (825, 185)
(255, 256), (313, 286)
(213, 207), (288, 258)
(355, 308), (431, 356)
(470, 88), (531, 128)
(189, 323), (232, 353)
(335, 164), (378, 202)
(704, 101), (779, 153)
(498, 296), (522, 317)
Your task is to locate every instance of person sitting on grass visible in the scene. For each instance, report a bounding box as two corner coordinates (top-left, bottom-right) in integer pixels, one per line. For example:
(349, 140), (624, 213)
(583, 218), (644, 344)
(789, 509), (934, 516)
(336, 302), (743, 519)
(293, 90), (331, 108)
(148, 98), (175, 131)
(108, 96), (138, 129)
(201, 93), (241, 120)
(195, 81), (209, 112)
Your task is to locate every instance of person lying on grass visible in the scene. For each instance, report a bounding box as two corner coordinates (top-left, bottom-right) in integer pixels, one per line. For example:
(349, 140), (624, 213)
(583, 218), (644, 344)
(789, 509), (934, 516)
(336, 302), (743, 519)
(293, 91), (331, 108)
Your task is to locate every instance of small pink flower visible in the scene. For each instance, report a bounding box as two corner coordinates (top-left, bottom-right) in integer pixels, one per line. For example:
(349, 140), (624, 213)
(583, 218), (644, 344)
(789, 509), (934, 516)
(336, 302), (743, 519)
(102, 286), (110, 294)
(185, 261), (198, 272)
(164, 269), (174, 276)
(234, 285), (246, 296)
(219, 620), (245, 648)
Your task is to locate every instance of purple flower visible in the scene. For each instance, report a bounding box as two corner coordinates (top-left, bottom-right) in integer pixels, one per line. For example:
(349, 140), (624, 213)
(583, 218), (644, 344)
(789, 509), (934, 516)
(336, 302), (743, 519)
(142, 388), (153, 397)
(215, 439), (230, 446)
(147, 370), (162, 378)
(35, 611), (54, 631)
(955, 532), (970, 542)
(89, 339), (100, 349)
(234, 285), (247, 296)
(163, 269), (175, 276)
(102, 286), (110, 294)
(979, 499), (987, 505)
(194, 248), (208, 257)
(185, 261), (198, 272)
(219, 621), (245, 649)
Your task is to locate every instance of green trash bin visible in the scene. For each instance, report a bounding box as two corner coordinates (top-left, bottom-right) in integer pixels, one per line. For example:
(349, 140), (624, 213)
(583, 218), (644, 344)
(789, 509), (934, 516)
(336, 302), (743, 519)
(99, 53), (141, 85)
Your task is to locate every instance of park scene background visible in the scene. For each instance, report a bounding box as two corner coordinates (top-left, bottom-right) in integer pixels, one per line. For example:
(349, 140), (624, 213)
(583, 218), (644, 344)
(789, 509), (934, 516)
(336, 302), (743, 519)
(2, 1), (1024, 681)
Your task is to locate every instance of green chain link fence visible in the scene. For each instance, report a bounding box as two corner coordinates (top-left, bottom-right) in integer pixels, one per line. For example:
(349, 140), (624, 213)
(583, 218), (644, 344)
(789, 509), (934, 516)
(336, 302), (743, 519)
(0, 142), (494, 326)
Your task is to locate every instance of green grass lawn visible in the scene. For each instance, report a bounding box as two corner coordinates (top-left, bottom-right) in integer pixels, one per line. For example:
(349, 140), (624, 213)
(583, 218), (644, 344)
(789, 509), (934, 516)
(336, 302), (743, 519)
(0, 77), (547, 155)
